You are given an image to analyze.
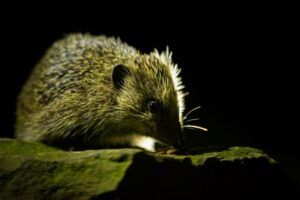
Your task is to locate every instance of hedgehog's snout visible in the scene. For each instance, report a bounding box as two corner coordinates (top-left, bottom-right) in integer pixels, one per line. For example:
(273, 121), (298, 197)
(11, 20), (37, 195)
(166, 124), (185, 149)
(168, 121), (185, 149)
(174, 137), (185, 149)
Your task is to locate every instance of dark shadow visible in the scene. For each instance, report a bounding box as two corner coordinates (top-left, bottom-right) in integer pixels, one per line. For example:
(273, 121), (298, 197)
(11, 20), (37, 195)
(108, 151), (300, 200)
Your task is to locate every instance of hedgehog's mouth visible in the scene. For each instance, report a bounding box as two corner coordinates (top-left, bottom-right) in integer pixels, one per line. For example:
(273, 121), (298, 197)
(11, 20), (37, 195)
(155, 133), (185, 150)
(174, 137), (185, 149)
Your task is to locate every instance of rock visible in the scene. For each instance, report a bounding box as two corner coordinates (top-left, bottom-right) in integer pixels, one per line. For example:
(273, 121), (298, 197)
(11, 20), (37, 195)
(0, 138), (299, 200)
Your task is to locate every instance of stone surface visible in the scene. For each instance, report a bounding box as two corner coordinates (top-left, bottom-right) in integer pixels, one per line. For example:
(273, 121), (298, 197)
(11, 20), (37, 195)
(0, 138), (299, 199)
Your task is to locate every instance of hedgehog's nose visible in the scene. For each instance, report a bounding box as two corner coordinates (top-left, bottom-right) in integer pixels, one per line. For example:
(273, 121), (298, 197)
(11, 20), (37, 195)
(175, 137), (185, 149)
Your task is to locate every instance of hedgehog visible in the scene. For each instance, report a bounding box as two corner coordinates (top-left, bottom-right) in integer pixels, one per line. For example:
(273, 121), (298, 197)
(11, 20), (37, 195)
(15, 33), (207, 152)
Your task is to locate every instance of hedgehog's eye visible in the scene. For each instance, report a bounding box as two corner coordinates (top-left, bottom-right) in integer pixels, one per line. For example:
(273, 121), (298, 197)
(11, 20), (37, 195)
(147, 101), (160, 113)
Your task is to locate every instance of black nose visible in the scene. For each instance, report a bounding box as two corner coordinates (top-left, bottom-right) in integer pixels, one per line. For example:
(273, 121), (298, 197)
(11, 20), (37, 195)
(175, 137), (185, 149)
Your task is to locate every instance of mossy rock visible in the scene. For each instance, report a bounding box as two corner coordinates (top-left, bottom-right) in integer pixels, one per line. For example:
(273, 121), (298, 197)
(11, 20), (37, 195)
(0, 138), (299, 199)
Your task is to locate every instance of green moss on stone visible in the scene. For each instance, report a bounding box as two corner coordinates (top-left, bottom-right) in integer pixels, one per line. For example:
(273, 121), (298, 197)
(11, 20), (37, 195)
(0, 138), (296, 200)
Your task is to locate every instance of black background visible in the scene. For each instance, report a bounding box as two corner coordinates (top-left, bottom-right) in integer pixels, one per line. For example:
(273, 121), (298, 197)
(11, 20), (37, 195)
(0, 7), (299, 184)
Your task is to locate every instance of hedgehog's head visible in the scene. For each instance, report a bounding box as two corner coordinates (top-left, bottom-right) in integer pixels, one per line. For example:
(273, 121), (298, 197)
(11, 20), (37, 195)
(109, 49), (186, 151)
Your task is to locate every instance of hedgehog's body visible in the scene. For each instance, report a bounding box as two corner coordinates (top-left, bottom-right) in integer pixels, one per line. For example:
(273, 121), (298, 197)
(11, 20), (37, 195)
(15, 34), (186, 152)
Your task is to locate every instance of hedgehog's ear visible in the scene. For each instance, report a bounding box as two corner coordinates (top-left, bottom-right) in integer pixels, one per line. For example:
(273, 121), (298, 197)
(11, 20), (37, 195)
(112, 64), (131, 89)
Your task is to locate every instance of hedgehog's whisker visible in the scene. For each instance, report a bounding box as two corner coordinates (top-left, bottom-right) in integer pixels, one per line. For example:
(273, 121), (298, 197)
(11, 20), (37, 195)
(184, 118), (200, 123)
(183, 106), (201, 120)
(182, 124), (208, 132)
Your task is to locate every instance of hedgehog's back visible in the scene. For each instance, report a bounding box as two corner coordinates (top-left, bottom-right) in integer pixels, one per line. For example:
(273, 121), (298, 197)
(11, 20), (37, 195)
(15, 34), (138, 139)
